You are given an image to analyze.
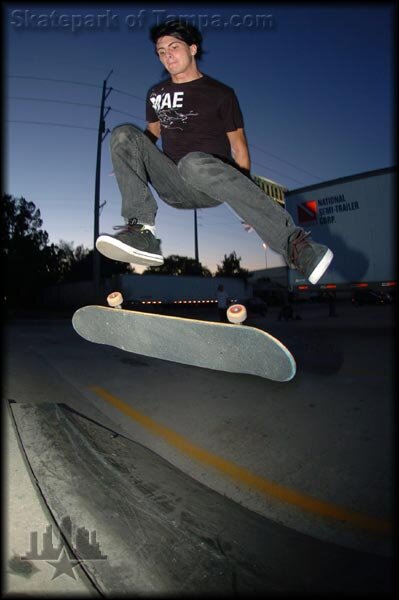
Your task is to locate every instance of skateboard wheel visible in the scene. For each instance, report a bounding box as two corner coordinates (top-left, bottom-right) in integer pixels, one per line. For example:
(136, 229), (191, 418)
(107, 291), (123, 308)
(227, 304), (247, 324)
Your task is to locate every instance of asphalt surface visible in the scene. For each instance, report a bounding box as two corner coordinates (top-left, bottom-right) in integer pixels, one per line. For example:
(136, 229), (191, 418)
(3, 300), (396, 595)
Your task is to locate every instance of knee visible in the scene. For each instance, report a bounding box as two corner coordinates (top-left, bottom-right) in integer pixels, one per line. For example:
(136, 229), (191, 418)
(110, 123), (143, 148)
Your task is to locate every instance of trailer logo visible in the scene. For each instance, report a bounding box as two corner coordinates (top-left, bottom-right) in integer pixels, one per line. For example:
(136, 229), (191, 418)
(297, 200), (318, 225)
(297, 194), (360, 226)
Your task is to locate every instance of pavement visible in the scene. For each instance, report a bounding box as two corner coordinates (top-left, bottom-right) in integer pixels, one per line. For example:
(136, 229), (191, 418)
(2, 300), (396, 595)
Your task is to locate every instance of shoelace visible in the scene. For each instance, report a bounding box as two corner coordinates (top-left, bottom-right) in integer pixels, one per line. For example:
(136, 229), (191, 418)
(112, 218), (144, 234)
(289, 229), (311, 267)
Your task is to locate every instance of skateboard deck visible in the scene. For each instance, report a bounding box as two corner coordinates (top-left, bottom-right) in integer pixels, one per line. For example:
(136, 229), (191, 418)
(72, 305), (296, 382)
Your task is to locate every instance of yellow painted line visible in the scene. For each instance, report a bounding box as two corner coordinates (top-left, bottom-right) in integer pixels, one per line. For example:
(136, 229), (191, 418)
(91, 385), (391, 535)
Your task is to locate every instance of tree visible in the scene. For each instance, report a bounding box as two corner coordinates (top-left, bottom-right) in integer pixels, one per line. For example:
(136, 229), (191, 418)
(1, 194), (131, 307)
(144, 255), (212, 276)
(2, 194), (58, 305)
(2, 194), (49, 249)
(56, 241), (131, 282)
(215, 251), (249, 280)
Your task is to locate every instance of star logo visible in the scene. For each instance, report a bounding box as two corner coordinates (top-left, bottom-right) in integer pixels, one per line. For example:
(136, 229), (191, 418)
(22, 516), (107, 582)
(46, 547), (81, 580)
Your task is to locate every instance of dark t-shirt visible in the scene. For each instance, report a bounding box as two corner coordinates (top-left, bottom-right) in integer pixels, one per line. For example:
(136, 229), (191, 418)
(146, 74), (244, 164)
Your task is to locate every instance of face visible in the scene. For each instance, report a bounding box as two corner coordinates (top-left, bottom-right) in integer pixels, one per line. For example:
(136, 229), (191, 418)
(155, 35), (197, 76)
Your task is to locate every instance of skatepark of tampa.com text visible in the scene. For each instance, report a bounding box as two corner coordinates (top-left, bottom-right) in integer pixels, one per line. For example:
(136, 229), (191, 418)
(10, 8), (275, 34)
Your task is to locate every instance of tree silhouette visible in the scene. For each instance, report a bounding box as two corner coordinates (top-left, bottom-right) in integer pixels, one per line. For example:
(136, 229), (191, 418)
(144, 255), (212, 277)
(56, 241), (131, 283)
(2, 194), (130, 307)
(215, 251), (249, 280)
(2, 194), (59, 305)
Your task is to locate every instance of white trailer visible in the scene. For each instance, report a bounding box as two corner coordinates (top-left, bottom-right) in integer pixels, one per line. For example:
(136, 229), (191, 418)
(111, 273), (252, 306)
(284, 167), (396, 294)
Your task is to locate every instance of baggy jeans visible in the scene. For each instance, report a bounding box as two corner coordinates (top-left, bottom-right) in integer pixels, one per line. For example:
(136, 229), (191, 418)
(110, 123), (302, 263)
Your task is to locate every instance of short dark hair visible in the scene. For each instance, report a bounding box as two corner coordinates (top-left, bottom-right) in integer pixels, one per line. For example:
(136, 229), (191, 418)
(149, 20), (203, 60)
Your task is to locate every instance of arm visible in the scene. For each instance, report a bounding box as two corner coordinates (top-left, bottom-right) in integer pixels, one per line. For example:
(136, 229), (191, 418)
(227, 128), (251, 173)
(145, 121), (161, 143)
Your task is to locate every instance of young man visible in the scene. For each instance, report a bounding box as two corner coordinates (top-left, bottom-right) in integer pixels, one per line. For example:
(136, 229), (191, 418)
(97, 20), (333, 284)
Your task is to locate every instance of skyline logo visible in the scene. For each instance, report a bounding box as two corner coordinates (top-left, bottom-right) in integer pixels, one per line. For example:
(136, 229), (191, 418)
(20, 516), (107, 580)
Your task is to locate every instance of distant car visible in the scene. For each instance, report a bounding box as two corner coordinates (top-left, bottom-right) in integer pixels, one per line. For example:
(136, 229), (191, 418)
(234, 297), (268, 316)
(351, 289), (392, 306)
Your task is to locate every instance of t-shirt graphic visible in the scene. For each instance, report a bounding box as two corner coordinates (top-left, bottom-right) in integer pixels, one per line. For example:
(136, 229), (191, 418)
(146, 75), (244, 164)
(149, 88), (198, 131)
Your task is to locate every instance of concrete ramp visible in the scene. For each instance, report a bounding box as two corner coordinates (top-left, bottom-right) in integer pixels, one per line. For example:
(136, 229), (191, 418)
(9, 401), (393, 595)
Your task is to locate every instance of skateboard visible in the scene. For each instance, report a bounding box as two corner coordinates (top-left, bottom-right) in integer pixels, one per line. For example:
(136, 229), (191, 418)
(72, 293), (296, 382)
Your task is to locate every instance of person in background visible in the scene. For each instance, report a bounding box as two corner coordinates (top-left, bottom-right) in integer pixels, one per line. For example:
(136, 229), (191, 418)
(216, 284), (229, 322)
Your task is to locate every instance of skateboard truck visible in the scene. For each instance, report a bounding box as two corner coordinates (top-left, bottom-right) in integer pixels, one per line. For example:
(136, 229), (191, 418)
(227, 304), (247, 324)
(107, 291), (124, 309)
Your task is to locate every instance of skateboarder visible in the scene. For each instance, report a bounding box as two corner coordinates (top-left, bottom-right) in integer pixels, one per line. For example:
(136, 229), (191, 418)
(96, 20), (333, 285)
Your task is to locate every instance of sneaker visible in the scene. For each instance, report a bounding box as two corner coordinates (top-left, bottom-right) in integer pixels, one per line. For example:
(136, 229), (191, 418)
(288, 230), (333, 285)
(96, 219), (164, 266)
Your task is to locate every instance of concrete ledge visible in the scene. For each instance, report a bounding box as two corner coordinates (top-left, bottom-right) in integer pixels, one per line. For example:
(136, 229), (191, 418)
(7, 401), (394, 595)
(4, 402), (99, 596)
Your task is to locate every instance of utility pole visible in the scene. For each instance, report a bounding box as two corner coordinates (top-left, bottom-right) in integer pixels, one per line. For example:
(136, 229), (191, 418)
(194, 209), (199, 267)
(93, 70), (113, 301)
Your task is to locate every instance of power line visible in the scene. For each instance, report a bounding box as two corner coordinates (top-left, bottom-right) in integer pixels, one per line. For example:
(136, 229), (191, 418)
(10, 55), (113, 73)
(6, 119), (97, 131)
(9, 77), (153, 105)
(251, 160), (307, 185)
(8, 75), (320, 183)
(109, 108), (145, 122)
(9, 96), (101, 109)
(111, 87), (146, 102)
(8, 95), (145, 122)
(8, 75), (102, 89)
(9, 55), (145, 82)
(8, 95), (146, 124)
(5, 124), (305, 183)
(249, 143), (323, 180)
